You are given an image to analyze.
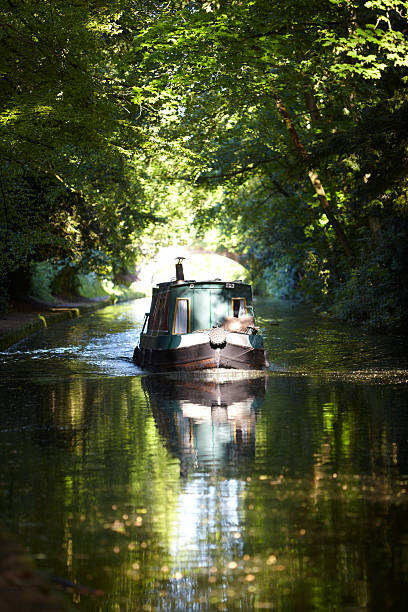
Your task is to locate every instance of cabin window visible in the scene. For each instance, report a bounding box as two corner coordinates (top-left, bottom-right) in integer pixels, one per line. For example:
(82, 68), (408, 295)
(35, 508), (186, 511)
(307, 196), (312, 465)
(232, 298), (247, 317)
(173, 298), (190, 334)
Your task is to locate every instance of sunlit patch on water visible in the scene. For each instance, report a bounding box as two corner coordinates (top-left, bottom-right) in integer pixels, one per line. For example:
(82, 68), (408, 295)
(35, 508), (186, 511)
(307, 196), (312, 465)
(268, 368), (408, 385)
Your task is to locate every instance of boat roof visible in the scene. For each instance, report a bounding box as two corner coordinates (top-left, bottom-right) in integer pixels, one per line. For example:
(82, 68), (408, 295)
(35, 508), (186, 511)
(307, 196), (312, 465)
(156, 279), (251, 289)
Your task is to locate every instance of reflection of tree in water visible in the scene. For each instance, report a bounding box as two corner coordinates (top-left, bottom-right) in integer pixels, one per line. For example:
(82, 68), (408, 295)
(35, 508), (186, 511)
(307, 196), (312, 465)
(142, 374), (267, 477)
(3, 373), (408, 610)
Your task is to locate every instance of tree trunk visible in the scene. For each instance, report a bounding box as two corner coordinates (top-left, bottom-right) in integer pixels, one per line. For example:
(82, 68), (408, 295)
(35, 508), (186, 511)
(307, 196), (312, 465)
(368, 215), (382, 241)
(304, 91), (321, 123)
(274, 97), (355, 263)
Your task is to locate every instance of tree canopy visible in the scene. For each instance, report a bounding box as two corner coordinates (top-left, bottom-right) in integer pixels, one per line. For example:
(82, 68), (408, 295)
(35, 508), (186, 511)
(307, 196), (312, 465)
(1, 0), (408, 328)
(0, 0), (167, 292)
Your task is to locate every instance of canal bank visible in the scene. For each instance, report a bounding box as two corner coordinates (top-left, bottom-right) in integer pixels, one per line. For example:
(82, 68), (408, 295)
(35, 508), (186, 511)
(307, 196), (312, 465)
(0, 296), (126, 351)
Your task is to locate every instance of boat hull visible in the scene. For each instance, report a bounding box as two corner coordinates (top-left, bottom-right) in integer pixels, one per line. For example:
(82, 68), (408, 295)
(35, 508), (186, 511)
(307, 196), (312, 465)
(133, 333), (268, 372)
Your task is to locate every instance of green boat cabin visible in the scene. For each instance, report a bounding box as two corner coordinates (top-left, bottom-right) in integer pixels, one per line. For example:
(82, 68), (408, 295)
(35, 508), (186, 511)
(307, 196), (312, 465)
(145, 280), (255, 337)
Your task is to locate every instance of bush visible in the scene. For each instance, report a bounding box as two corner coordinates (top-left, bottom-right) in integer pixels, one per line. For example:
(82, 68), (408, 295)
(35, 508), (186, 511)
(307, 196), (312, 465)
(329, 223), (408, 330)
(77, 272), (110, 298)
(29, 261), (60, 302)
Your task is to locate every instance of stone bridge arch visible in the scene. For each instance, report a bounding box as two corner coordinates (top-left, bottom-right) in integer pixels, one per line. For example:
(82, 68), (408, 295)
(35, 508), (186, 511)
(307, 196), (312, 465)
(186, 247), (247, 269)
(135, 246), (249, 291)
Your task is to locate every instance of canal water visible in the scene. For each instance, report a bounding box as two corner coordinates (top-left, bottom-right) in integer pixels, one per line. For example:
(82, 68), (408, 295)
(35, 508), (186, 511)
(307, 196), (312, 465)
(1, 299), (408, 611)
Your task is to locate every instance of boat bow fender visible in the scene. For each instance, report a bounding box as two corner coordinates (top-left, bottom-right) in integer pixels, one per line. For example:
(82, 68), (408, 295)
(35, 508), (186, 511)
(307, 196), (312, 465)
(209, 327), (227, 347)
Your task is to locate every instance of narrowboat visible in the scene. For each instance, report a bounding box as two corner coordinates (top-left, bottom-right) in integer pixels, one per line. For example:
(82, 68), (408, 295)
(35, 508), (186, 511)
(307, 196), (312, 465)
(133, 258), (269, 371)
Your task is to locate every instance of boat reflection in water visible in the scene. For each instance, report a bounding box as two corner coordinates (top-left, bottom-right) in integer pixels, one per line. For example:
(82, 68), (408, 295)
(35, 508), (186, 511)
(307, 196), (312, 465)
(142, 370), (267, 475)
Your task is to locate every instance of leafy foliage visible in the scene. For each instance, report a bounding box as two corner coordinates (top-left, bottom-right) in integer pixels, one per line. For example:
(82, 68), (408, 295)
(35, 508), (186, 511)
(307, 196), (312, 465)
(128, 0), (408, 329)
(1, 0), (408, 328)
(0, 0), (168, 296)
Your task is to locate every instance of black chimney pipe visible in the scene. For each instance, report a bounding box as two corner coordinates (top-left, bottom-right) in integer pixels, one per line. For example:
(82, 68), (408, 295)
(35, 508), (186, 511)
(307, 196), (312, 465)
(175, 257), (185, 281)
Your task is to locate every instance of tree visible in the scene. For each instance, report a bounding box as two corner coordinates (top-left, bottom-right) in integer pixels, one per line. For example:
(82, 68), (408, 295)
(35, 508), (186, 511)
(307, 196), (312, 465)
(128, 0), (408, 328)
(0, 0), (162, 295)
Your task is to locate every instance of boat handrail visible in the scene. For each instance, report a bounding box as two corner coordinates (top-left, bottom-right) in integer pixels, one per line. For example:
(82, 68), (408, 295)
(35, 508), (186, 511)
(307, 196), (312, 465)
(141, 312), (149, 335)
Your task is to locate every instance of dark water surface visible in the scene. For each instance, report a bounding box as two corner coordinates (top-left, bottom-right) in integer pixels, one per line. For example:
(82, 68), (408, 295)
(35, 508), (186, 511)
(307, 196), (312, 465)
(1, 299), (408, 611)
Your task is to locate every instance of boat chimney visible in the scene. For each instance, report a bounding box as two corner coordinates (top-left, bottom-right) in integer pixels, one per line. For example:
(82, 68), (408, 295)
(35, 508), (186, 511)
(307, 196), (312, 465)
(175, 257), (185, 282)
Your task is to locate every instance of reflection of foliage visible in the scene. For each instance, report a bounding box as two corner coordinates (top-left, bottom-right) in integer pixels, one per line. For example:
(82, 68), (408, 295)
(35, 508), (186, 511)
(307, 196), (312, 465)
(1, 373), (407, 610)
